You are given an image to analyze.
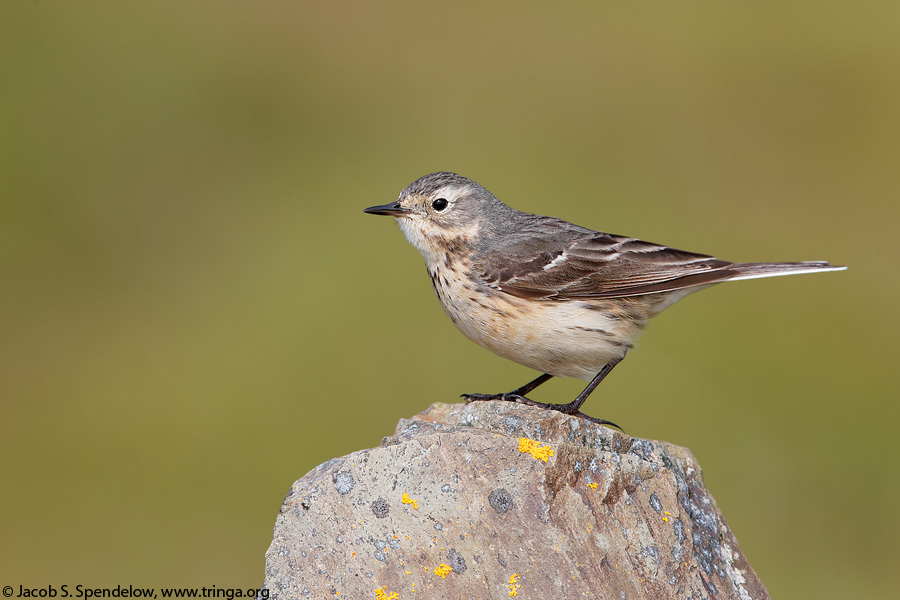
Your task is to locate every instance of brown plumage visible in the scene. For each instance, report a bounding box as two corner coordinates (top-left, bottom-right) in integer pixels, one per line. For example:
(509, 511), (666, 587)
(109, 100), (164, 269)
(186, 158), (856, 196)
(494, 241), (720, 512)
(478, 220), (839, 299)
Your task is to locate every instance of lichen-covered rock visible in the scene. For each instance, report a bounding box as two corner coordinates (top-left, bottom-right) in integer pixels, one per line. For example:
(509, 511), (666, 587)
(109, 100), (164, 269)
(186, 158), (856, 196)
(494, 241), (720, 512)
(264, 401), (768, 599)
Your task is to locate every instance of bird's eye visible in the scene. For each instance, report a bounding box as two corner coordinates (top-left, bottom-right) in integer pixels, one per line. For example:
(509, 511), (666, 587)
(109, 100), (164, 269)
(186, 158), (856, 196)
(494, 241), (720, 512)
(431, 198), (449, 212)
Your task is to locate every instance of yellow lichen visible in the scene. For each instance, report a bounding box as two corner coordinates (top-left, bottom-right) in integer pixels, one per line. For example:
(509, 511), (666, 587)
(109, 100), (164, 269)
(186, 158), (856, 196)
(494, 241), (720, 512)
(434, 563), (453, 578)
(588, 482), (598, 490)
(401, 493), (419, 509)
(508, 573), (521, 597)
(374, 586), (399, 600)
(518, 438), (554, 462)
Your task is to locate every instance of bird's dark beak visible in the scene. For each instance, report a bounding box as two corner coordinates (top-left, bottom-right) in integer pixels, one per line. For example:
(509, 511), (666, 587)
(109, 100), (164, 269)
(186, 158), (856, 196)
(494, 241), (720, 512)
(363, 202), (410, 217)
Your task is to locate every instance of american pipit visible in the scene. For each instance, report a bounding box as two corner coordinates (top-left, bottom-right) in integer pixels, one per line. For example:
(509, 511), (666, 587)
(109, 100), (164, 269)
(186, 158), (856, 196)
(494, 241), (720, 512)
(364, 172), (845, 426)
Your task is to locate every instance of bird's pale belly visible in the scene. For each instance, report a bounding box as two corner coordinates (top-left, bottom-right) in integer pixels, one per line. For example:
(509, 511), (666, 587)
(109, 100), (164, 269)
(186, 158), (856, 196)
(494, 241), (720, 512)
(428, 265), (652, 381)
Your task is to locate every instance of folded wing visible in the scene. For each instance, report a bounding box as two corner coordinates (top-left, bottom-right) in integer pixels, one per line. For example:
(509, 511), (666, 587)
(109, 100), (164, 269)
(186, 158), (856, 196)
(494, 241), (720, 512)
(479, 215), (844, 300)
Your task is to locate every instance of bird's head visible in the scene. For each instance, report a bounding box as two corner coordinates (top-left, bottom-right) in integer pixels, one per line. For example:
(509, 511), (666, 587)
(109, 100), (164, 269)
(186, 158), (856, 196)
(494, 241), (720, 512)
(364, 171), (504, 263)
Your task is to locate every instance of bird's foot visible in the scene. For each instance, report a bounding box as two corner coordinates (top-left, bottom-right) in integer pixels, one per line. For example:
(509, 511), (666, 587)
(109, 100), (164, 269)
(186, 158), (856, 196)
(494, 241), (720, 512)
(462, 392), (529, 404)
(570, 411), (624, 431)
(463, 393), (555, 408)
(546, 402), (623, 430)
(461, 394), (623, 431)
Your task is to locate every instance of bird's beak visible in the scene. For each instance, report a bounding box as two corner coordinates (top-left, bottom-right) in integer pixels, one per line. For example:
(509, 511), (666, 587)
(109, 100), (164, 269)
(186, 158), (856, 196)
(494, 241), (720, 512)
(363, 202), (411, 217)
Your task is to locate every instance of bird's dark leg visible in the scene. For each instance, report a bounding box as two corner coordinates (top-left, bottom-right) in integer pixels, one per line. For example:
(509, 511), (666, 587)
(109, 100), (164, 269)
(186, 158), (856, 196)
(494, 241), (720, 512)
(462, 373), (553, 403)
(508, 373), (554, 396)
(462, 362), (624, 431)
(548, 358), (622, 416)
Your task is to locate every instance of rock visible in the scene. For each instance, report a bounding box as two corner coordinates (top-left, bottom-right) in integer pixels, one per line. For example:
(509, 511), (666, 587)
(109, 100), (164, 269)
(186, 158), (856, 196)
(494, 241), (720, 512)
(263, 401), (769, 599)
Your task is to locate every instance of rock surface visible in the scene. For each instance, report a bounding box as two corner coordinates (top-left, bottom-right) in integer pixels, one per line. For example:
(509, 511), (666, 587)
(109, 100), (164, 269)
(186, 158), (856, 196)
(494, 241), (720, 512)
(264, 401), (769, 599)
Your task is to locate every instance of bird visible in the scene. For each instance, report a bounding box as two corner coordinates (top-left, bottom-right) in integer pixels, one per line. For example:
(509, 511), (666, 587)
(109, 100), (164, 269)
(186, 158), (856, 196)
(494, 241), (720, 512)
(364, 171), (845, 427)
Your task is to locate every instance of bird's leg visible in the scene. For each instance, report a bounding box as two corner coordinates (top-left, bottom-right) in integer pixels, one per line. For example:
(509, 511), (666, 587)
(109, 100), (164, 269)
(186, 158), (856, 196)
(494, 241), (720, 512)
(462, 373), (553, 403)
(463, 363), (624, 431)
(548, 358), (622, 416)
(508, 373), (554, 397)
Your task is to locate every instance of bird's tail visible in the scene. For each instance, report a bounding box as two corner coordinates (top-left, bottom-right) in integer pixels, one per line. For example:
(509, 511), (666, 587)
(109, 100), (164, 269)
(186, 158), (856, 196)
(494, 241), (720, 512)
(725, 261), (846, 282)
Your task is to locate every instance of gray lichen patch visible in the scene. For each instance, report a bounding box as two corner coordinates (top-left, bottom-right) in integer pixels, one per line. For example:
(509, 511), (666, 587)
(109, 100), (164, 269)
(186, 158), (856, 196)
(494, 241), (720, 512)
(488, 488), (514, 514)
(370, 498), (389, 519)
(332, 470), (355, 495)
(446, 548), (467, 575)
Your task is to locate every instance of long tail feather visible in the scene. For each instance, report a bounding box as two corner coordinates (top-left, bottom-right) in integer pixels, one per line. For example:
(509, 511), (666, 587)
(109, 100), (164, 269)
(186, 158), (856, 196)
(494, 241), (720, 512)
(725, 261), (847, 282)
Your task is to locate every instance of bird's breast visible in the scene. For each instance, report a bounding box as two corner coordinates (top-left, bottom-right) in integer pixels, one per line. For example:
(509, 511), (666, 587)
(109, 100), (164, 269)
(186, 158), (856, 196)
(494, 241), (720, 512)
(426, 258), (651, 380)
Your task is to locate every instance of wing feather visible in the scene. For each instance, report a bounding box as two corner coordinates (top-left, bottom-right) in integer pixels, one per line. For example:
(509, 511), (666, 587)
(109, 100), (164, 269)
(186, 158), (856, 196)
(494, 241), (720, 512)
(478, 214), (844, 300)
(479, 215), (735, 299)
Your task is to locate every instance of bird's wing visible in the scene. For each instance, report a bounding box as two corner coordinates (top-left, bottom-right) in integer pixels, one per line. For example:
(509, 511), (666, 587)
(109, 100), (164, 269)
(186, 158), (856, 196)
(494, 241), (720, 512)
(478, 216), (735, 300)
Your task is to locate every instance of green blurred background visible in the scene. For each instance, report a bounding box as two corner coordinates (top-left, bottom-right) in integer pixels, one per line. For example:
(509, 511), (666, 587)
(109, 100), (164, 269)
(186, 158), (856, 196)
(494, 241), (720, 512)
(1, 1), (897, 597)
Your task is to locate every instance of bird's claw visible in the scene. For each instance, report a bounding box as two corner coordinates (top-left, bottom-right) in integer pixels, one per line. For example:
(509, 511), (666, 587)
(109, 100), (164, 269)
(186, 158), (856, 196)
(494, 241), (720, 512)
(462, 392), (527, 403)
(462, 394), (623, 431)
